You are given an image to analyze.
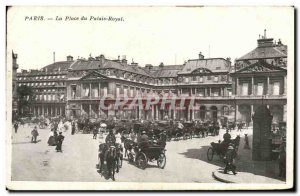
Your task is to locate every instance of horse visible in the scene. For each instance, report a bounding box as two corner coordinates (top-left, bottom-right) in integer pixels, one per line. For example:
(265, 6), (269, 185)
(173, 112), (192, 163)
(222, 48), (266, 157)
(121, 136), (136, 158)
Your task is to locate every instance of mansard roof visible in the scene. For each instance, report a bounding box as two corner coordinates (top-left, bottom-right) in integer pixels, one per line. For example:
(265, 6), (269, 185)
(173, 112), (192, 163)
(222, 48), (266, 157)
(178, 58), (230, 74)
(237, 45), (287, 61)
(41, 61), (74, 72)
(69, 58), (151, 77)
(149, 65), (184, 78)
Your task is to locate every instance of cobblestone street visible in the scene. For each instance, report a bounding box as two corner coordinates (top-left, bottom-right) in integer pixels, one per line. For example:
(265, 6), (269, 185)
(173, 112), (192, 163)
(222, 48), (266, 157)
(10, 125), (284, 183)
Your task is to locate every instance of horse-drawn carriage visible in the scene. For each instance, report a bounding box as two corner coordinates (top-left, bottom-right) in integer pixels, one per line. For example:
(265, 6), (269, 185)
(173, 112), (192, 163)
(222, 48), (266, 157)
(127, 142), (166, 170)
(207, 135), (240, 161)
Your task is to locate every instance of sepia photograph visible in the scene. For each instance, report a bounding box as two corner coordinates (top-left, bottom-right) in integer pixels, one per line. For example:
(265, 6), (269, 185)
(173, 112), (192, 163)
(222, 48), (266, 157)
(5, 6), (294, 191)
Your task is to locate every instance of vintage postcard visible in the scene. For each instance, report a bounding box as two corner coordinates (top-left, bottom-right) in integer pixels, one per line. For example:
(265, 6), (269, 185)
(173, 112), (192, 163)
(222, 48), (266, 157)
(6, 6), (294, 190)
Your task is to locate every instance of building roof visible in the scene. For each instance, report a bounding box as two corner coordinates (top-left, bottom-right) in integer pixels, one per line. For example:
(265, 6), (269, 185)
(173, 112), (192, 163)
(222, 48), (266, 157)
(69, 58), (151, 77)
(149, 65), (184, 78)
(237, 45), (287, 61)
(41, 61), (74, 72)
(178, 58), (230, 74)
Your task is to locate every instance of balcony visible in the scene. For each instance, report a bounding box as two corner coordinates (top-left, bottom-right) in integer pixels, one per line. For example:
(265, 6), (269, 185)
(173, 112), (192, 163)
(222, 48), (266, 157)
(234, 94), (286, 99)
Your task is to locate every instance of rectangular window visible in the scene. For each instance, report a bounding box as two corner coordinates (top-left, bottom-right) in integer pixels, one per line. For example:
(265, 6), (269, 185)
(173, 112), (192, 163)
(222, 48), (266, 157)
(185, 77), (189, 83)
(199, 77), (203, 83)
(273, 82), (280, 95)
(257, 83), (264, 96)
(103, 87), (108, 96)
(213, 90), (219, 97)
(242, 83), (249, 96)
(207, 76), (211, 80)
(85, 86), (90, 97)
(198, 89), (204, 96)
(214, 76), (219, 82)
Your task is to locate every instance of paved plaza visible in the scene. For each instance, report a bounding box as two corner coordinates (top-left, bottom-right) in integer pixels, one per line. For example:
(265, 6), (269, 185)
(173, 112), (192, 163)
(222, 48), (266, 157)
(11, 124), (284, 183)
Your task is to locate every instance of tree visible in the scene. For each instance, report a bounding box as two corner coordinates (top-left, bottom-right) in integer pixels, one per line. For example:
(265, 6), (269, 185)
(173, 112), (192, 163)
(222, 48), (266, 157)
(17, 85), (34, 116)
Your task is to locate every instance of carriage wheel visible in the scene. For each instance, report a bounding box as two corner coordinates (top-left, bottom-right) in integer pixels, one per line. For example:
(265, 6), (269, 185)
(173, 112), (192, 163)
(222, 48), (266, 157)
(128, 153), (134, 163)
(157, 153), (166, 169)
(136, 152), (148, 170)
(207, 147), (214, 161)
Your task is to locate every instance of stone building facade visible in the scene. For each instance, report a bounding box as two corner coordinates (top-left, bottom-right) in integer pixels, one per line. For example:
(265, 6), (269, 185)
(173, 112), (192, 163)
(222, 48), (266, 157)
(15, 31), (287, 124)
(231, 31), (287, 124)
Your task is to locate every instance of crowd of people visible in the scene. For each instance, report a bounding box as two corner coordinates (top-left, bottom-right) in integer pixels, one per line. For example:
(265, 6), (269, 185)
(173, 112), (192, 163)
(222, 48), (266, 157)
(11, 115), (286, 179)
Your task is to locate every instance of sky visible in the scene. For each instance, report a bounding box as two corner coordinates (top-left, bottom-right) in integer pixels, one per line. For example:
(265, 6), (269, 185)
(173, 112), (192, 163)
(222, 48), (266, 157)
(7, 6), (294, 70)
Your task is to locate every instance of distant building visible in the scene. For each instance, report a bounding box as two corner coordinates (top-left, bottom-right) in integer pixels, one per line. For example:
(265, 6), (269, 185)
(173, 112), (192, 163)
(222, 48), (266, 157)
(16, 56), (73, 117)
(12, 51), (18, 120)
(15, 31), (287, 124)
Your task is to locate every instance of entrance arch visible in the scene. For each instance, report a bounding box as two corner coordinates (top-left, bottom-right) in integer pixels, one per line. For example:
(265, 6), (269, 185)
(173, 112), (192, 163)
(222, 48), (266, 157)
(200, 106), (206, 120)
(210, 106), (218, 121)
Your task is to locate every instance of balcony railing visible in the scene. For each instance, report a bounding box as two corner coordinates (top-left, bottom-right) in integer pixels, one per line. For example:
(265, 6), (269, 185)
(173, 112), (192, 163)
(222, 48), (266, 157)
(234, 94), (286, 99)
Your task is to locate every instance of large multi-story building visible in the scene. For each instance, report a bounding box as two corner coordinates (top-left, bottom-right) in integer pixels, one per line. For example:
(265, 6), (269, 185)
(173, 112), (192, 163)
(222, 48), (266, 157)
(15, 31), (287, 124)
(231, 30), (287, 125)
(12, 51), (19, 120)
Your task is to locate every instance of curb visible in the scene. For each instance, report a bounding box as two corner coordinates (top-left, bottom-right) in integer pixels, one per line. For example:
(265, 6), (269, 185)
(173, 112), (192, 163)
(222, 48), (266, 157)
(212, 171), (234, 183)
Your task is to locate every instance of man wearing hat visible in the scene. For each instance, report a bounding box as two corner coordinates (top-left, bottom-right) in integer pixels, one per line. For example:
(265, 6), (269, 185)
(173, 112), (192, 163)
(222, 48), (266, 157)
(105, 129), (116, 146)
(56, 132), (65, 152)
(138, 131), (149, 149)
(224, 144), (237, 175)
(31, 126), (39, 143)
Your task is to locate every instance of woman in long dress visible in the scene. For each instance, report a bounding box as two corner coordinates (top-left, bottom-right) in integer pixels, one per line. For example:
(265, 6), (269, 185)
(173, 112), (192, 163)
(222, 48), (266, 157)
(47, 130), (56, 146)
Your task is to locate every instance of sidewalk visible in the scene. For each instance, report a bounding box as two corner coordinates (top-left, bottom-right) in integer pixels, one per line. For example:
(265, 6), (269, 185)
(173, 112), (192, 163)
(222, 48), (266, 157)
(212, 128), (286, 183)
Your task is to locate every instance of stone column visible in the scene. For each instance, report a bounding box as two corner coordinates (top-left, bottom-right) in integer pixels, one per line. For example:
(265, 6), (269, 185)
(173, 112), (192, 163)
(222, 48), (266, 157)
(283, 104), (287, 122)
(89, 83), (92, 98)
(187, 108), (190, 121)
(205, 88), (207, 97)
(81, 83), (83, 97)
(60, 107), (62, 116)
(191, 107), (195, 120)
(55, 107), (58, 116)
(209, 87), (212, 96)
(284, 76), (287, 95)
(151, 105), (154, 120)
(98, 82), (101, 97)
(235, 104), (239, 122)
(50, 107), (53, 117)
(251, 105), (254, 122)
(89, 104), (92, 117)
(251, 76), (254, 95)
(236, 77), (239, 95)
(80, 104), (83, 116)
(190, 88), (192, 96)
(267, 76), (270, 95)
(155, 105), (159, 120)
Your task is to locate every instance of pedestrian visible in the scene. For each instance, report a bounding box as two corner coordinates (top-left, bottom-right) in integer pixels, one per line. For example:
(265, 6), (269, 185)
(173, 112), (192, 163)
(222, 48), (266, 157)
(56, 132), (65, 152)
(244, 134), (250, 149)
(93, 126), (98, 139)
(71, 121), (76, 135)
(31, 126), (39, 143)
(224, 145), (237, 175)
(278, 139), (286, 178)
(14, 121), (19, 133)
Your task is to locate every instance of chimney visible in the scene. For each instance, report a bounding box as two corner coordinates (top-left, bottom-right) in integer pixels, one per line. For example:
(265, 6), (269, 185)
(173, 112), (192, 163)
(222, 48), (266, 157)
(257, 29), (274, 47)
(21, 69), (28, 74)
(198, 52), (204, 59)
(226, 57), (231, 66)
(145, 64), (153, 72)
(122, 55), (127, 64)
(131, 62), (138, 68)
(278, 39), (282, 45)
(67, 55), (73, 61)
